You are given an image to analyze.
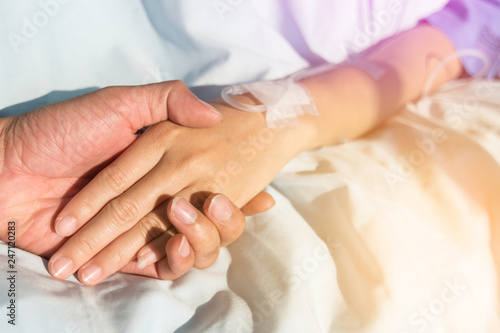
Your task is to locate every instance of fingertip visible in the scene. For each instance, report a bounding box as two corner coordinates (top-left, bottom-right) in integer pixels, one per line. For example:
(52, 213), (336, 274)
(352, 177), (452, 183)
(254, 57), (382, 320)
(157, 234), (195, 280)
(167, 83), (223, 128)
(170, 102), (222, 128)
(205, 194), (235, 223)
(199, 100), (224, 121)
(170, 197), (198, 225)
(178, 235), (191, 258)
(54, 216), (77, 237)
(79, 264), (103, 286)
(259, 192), (276, 210)
(240, 191), (276, 216)
(49, 256), (74, 280)
(203, 193), (244, 248)
(137, 250), (156, 270)
(166, 234), (193, 261)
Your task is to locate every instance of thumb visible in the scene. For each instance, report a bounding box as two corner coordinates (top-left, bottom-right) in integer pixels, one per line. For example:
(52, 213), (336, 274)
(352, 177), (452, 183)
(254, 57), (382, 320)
(121, 80), (223, 130)
(164, 81), (223, 127)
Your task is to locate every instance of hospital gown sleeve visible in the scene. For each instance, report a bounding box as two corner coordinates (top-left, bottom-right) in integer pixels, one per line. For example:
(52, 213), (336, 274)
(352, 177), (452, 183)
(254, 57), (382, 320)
(425, 0), (500, 78)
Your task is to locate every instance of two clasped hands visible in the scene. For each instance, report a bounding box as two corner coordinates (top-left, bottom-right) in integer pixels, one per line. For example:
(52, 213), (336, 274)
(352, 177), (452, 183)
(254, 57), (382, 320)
(0, 80), (280, 285)
(1, 24), (464, 286)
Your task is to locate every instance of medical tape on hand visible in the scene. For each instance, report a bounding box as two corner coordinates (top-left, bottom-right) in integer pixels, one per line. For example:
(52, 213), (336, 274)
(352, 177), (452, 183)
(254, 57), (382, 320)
(221, 77), (318, 128)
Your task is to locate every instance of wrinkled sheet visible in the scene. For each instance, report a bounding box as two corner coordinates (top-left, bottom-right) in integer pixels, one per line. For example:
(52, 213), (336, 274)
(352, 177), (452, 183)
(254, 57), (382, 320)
(2, 79), (500, 332)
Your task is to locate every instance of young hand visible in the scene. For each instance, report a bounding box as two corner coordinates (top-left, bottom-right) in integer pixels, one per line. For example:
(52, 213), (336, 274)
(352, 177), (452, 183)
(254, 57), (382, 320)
(117, 191), (275, 280)
(48, 97), (316, 285)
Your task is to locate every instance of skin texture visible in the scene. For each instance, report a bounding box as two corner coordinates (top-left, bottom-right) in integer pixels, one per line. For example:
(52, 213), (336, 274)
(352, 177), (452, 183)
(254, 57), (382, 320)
(49, 99), (313, 285)
(48, 24), (464, 286)
(0, 23), (462, 286)
(0, 81), (272, 282)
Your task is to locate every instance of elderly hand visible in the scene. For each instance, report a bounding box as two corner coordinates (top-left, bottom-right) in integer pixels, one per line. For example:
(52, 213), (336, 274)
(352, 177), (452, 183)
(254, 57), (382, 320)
(48, 95), (312, 285)
(0, 81), (272, 281)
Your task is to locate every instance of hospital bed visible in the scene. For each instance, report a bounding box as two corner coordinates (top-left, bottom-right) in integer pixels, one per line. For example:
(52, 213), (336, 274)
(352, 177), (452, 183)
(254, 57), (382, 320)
(1, 1), (499, 332)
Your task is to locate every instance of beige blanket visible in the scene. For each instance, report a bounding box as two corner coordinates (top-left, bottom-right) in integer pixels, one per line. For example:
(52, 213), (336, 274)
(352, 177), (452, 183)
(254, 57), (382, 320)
(2, 79), (499, 333)
(227, 79), (500, 332)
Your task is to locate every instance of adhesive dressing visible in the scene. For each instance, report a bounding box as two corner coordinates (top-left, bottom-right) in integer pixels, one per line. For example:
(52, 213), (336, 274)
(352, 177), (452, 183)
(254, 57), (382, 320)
(221, 61), (386, 128)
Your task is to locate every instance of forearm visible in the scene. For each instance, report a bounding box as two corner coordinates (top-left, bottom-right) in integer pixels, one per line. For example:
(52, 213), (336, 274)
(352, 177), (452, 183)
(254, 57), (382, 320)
(300, 23), (463, 148)
(208, 24), (463, 167)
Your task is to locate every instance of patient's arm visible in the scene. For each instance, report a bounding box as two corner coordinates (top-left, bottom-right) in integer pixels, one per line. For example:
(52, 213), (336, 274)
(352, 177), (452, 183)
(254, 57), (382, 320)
(50, 23), (463, 285)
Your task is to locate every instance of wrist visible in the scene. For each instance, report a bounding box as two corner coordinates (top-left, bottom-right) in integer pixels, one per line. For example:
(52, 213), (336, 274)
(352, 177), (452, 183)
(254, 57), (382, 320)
(211, 95), (319, 157)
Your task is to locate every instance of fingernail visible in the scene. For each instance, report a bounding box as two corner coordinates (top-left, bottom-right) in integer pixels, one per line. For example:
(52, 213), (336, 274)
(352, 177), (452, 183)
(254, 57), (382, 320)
(137, 250), (156, 270)
(178, 236), (191, 258)
(199, 100), (223, 118)
(171, 197), (197, 224)
(55, 216), (77, 237)
(81, 264), (102, 284)
(209, 195), (233, 222)
(51, 257), (73, 278)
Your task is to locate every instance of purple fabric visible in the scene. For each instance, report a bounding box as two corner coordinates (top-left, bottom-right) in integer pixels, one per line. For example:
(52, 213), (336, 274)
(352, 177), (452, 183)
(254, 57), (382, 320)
(426, 0), (500, 78)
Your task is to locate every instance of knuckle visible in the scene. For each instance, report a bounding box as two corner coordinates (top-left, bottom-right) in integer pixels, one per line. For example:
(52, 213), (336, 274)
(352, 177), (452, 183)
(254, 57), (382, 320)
(73, 236), (99, 258)
(220, 217), (245, 243)
(157, 258), (183, 281)
(100, 165), (130, 194)
(165, 80), (190, 113)
(193, 235), (215, 249)
(96, 86), (114, 96)
(172, 155), (196, 173)
(150, 121), (186, 143)
(194, 247), (220, 269)
(149, 121), (183, 146)
(107, 198), (140, 227)
(154, 79), (186, 108)
(171, 152), (207, 177)
(138, 215), (167, 242)
(191, 230), (220, 265)
(170, 79), (186, 90)
(98, 86), (128, 103)
(100, 85), (119, 93)
(109, 250), (127, 267)
(78, 198), (96, 218)
(220, 228), (243, 247)
(190, 230), (215, 251)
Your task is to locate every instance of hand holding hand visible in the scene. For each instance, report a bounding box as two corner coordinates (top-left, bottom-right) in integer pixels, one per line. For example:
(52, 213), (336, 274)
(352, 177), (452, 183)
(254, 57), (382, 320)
(0, 81), (221, 257)
(49, 97), (311, 285)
